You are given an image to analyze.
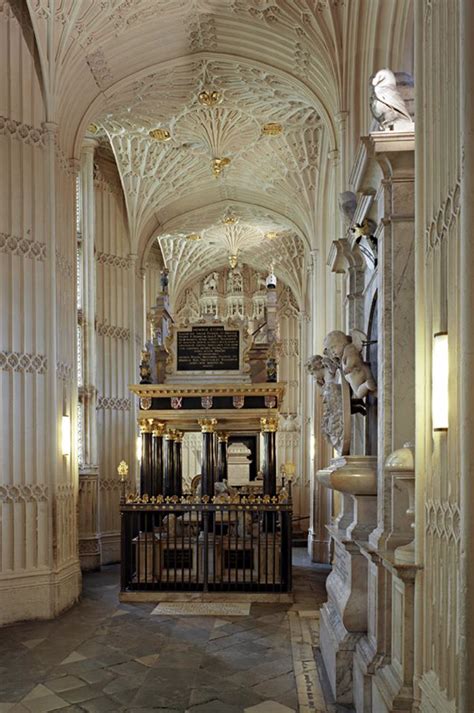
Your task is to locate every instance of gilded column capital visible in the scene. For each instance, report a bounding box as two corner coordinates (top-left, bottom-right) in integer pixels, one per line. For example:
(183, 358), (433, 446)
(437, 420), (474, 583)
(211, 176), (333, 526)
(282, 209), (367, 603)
(152, 421), (166, 437)
(260, 416), (278, 433)
(164, 428), (177, 441)
(138, 417), (154, 434)
(174, 430), (184, 443)
(199, 418), (217, 433)
(217, 432), (229, 443)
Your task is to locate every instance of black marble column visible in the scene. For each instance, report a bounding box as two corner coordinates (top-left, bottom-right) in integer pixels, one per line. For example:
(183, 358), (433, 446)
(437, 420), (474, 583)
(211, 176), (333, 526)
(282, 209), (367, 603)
(217, 432), (228, 483)
(173, 432), (183, 497)
(200, 419), (217, 497)
(139, 418), (154, 496)
(151, 421), (165, 496)
(261, 417), (278, 496)
(163, 431), (175, 497)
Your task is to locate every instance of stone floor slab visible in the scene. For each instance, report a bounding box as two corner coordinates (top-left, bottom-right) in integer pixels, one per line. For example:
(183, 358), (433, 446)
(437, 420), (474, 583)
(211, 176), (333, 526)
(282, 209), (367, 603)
(244, 702), (296, 713)
(152, 603), (251, 617)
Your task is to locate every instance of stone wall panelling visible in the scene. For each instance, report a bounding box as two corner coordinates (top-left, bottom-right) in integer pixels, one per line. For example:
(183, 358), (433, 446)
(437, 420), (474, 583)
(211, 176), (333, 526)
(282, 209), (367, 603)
(414, 0), (461, 710)
(0, 5), (80, 625)
(95, 153), (133, 564)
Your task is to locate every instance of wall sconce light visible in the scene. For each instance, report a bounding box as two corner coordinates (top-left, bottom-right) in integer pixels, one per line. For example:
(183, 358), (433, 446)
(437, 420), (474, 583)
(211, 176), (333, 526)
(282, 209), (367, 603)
(432, 332), (449, 431)
(61, 415), (71, 456)
(136, 435), (142, 462)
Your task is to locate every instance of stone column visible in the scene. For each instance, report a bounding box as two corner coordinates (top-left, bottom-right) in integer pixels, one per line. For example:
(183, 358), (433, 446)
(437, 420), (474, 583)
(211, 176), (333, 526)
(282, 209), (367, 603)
(151, 421), (165, 496)
(173, 431), (183, 497)
(139, 418), (154, 495)
(78, 137), (101, 572)
(260, 417), (278, 496)
(216, 432), (228, 482)
(200, 419), (217, 497)
(163, 430), (176, 497)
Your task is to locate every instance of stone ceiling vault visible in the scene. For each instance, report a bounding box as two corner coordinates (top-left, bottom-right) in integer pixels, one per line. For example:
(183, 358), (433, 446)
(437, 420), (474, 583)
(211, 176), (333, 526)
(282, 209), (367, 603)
(24, 0), (413, 306)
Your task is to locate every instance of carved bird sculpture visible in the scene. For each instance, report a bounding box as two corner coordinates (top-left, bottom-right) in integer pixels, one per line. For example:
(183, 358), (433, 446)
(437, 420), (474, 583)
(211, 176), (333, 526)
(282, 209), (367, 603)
(370, 69), (412, 130)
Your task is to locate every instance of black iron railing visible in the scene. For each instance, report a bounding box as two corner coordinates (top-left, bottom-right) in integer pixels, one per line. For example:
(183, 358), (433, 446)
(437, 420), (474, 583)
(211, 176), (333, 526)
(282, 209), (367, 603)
(120, 500), (292, 593)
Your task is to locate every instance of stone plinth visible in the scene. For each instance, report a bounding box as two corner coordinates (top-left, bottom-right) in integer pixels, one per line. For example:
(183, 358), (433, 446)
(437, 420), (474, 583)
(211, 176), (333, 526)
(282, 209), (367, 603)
(320, 528), (369, 705)
(227, 442), (252, 486)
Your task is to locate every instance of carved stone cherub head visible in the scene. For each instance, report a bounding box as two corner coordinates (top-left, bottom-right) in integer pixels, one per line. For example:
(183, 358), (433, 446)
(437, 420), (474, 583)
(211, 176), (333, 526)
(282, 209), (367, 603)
(323, 330), (351, 362)
(305, 354), (326, 387)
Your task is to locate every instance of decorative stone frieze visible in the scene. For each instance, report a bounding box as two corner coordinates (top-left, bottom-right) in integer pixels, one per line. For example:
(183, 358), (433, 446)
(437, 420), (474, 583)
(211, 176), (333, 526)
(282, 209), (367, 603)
(425, 180), (461, 253)
(0, 232), (46, 260)
(96, 322), (131, 340)
(95, 251), (130, 269)
(56, 361), (73, 381)
(0, 116), (44, 145)
(85, 48), (113, 89)
(99, 478), (122, 492)
(0, 483), (48, 503)
(0, 350), (47, 374)
(96, 396), (131, 411)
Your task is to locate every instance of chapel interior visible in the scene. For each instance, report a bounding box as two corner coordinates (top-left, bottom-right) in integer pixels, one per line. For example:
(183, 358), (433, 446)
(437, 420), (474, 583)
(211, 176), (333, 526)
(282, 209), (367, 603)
(1, 1), (472, 712)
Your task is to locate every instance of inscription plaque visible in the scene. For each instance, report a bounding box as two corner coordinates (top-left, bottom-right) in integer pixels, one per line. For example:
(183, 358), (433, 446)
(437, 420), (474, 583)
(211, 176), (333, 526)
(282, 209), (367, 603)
(177, 326), (240, 371)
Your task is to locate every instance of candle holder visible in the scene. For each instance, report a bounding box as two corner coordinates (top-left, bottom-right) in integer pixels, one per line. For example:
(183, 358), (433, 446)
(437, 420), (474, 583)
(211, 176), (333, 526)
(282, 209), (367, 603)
(118, 460), (129, 504)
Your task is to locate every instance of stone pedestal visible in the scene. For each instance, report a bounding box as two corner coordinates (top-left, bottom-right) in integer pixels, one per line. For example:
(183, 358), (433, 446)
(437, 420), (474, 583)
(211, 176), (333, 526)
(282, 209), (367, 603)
(320, 528), (369, 704)
(371, 559), (418, 713)
(227, 442), (252, 486)
(78, 468), (101, 571)
(318, 455), (378, 705)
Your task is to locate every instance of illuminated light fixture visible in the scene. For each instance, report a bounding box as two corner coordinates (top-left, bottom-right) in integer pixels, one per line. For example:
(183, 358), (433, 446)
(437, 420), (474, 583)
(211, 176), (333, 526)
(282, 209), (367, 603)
(149, 128), (171, 141)
(136, 435), (142, 461)
(186, 233), (202, 241)
(265, 231), (279, 240)
(262, 122), (283, 136)
(212, 157), (231, 178)
(61, 415), (71, 456)
(198, 89), (222, 107)
(228, 253), (238, 269)
(432, 332), (449, 431)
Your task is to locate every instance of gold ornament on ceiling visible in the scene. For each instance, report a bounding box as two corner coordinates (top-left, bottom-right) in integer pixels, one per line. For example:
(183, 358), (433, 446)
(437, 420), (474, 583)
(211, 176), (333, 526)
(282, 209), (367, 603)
(265, 231), (279, 240)
(228, 253), (238, 269)
(212, 157), (231, 178)
(87, 123), (99, 134)
(198, 89), (223, 107)
(262, 122), (283, 136)
(222, 212), (238, 225)
(186, 233), (202, 241)
(149, 128), (171, 141)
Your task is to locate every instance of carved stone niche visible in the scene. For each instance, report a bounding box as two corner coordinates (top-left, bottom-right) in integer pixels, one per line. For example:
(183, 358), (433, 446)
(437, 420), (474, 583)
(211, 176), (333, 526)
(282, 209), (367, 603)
(384, 443), (415, 562)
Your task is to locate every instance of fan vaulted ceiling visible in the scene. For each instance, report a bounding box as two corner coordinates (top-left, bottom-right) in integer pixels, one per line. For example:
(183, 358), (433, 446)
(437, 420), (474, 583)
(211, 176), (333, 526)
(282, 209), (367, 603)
(27, 0), (413, 303)
(96, 56), (321, 298)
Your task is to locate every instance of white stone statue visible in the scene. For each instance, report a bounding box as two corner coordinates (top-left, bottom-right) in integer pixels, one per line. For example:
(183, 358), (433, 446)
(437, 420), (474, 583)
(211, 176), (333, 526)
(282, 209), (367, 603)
(203, 272), (219, 293)
(370, 68), (413, 131)
(323, 330), (377, 399)
(227, 268), (243, 293)
(306, 354), (345, 453)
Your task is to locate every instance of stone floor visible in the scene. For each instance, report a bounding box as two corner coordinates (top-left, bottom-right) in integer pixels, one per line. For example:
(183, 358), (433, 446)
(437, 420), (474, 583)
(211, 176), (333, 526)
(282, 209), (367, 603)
(0, 550), (352, 713)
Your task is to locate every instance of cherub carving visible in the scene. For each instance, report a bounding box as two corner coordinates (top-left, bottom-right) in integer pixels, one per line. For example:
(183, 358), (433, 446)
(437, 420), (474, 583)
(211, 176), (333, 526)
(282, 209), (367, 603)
(323, 330), (377, 399)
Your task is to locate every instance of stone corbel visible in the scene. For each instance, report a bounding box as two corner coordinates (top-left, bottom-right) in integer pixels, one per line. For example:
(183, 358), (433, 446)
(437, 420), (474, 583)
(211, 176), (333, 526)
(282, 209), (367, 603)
(327, 237), (365, 275)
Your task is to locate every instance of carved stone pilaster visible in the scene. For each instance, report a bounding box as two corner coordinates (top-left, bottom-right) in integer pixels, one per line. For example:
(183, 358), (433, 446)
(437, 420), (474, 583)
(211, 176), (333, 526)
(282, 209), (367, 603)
(78, 469), (101, 571)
